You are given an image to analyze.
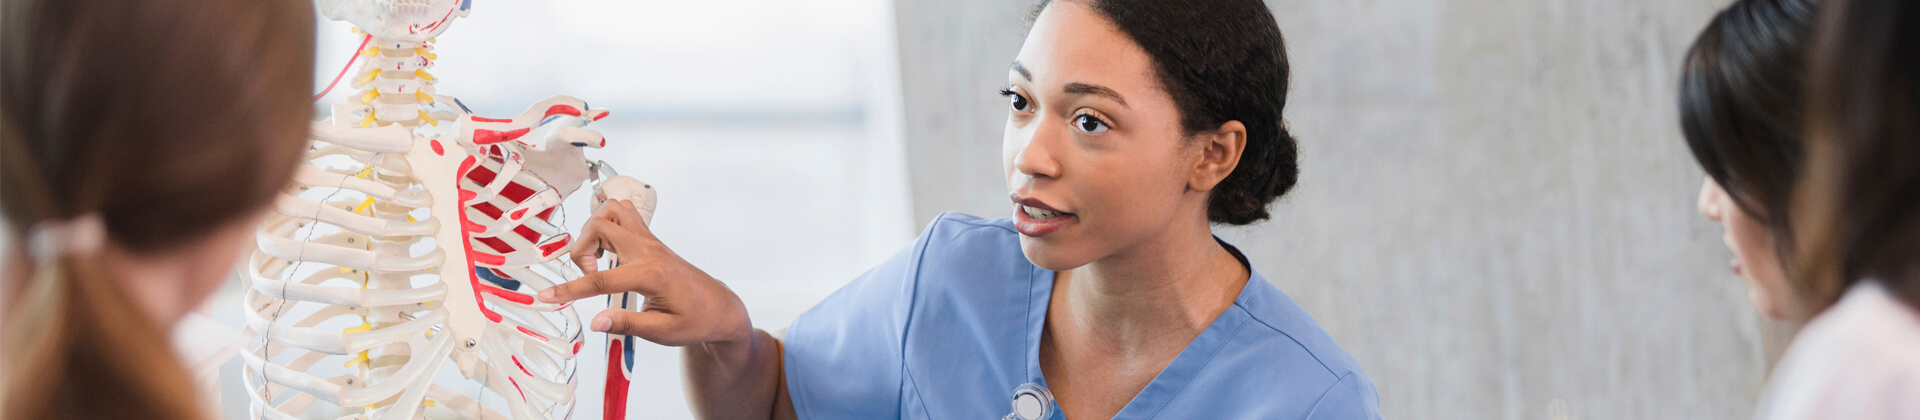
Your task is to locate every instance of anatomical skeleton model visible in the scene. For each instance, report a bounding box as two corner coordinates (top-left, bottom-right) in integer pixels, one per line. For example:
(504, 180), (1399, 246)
(241, 1), (652, 419)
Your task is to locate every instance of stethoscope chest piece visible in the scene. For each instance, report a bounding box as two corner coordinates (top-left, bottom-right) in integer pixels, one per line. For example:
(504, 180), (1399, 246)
(1003, 383), (1057, 420)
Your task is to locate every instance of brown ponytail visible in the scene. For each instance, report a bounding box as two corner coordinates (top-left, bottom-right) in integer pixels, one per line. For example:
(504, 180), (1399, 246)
(3, 254), (205, 419)
(0, 0), (314, 417)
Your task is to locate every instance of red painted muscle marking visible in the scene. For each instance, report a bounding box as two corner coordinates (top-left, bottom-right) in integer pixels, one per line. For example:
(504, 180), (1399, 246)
(471, 202), (504, 219)
(456, 157), (505, 323)
(517, 326), (549, 342)
(538, 237), (569, 256)
(471, 116), (514, 123)
(513, 225), (540, 243)
(478, 284), (534, 304)
(464, 165), (496, 185)
(471, 252), (505, 266)
(513, 356), (533, 376)
(543, 104), (582, 118)
(604, 339), (632, 420)
(475, 236), (515, 253)
(500, 183), (536, 202)
(473, 128), (530, 145)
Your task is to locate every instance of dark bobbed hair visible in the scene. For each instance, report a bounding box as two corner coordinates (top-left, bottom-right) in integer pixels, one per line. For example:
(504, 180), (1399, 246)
(1033, 0), (1299, 225)
(1797, 0), (1920, 313)
(1678, 0), (1819, 230)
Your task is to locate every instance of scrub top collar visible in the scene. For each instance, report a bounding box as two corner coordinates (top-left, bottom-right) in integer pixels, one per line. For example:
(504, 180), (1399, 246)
(1019, 237), (1260, 419)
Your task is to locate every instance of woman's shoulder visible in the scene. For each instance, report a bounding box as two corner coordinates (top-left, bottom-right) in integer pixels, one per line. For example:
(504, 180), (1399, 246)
(1155, 269), (1381, 419)
(906, 211), (1032, 273)
(1231, 269), (1372, 381)
(919, 211), (1021, 245)
(1755, 280), (1920, 420)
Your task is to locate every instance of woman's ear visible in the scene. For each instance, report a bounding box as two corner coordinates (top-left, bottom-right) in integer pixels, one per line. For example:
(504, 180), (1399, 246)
(1189, 120), (1247, 192)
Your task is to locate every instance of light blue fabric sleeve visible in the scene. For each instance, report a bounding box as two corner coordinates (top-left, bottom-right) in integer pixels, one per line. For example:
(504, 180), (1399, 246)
(1304, 372), (1384, 420)
(782, 219), (937, 419)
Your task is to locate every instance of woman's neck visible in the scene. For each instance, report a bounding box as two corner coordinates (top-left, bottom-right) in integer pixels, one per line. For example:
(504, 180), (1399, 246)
(1048, 215), (1249, 354)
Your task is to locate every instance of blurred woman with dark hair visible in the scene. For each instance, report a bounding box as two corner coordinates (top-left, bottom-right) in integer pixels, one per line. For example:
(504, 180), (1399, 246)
(1748, 0), (1920, 417)
(0, 0), (314, 418)
(1679, 0), (1821, 323)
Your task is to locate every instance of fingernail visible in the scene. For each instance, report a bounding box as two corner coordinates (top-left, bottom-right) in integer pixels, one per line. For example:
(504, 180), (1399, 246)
(538, 289), (555, 302)
(592, 315), (612, 332)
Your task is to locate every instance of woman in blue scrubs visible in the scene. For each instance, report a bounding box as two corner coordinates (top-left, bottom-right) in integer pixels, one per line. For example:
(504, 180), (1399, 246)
(543, 0), (1381, 418)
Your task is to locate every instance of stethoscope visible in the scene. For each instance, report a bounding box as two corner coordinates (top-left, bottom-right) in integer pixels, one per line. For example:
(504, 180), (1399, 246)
(1003, 383), (1058, 420)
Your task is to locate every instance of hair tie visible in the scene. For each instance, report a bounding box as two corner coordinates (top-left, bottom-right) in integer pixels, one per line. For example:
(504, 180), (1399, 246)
(26, 213), (106, 261)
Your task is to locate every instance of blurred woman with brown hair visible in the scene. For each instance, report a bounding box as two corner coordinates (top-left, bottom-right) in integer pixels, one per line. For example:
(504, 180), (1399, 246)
(0, 0), (314, 418)
(1749, 0), (1920, 417)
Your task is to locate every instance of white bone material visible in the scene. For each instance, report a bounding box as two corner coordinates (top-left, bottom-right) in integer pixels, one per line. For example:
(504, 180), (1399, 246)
(244, 3), (657, 419)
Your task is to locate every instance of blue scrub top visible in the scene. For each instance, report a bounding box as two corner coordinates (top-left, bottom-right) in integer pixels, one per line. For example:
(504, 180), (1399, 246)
(783, 213), (1382, 419)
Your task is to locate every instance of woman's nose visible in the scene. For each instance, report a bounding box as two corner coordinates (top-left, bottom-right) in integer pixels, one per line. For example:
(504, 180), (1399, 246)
(1014, 123), (1062, 180)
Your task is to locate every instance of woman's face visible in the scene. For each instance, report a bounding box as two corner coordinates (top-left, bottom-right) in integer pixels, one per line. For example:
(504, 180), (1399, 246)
(1697, 178), (1796, 320)
(1002, 1), (1207, 270)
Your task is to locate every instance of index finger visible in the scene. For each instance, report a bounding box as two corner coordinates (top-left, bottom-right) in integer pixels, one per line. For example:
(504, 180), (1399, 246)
(539, 263), (666, 303)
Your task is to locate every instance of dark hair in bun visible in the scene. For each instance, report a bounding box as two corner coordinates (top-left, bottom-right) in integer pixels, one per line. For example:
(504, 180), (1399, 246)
(1035, 0), (1300, 225)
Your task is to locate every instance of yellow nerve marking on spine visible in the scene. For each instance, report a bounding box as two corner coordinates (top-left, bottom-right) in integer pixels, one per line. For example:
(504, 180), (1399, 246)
(360, 90), (380, 105)
(353, 197), (376, 215)
(415, 48), (437, 60)
(414, 69), (435, 82)
(360, 111), (378, 128)
(342, 322), (373, 368)
(419, 110), (438, 126)
(414, 91), (436, 105)
(357, 68), (383, 85)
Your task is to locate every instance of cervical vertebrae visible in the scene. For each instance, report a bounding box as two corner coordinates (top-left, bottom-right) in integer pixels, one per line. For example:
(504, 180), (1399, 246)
(242, 1), (651, 419)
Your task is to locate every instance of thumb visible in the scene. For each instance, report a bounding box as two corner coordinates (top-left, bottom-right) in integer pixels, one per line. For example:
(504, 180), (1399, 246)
(591, 308), (676, 340)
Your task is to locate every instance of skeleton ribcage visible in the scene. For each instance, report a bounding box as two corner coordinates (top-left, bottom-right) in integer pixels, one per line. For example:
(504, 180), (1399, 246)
(242, 103), (614, 419)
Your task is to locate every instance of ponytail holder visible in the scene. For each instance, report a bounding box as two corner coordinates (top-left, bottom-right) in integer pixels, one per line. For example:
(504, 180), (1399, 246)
(26, 213), (106, 261)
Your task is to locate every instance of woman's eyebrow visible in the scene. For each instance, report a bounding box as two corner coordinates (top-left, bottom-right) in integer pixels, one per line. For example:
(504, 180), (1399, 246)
(1064, 82), (1130, 108)
(1011, 61), (1032, 80)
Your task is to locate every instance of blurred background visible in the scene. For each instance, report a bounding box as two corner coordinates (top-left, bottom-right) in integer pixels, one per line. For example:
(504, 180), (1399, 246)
(192, 0), (1782, 418)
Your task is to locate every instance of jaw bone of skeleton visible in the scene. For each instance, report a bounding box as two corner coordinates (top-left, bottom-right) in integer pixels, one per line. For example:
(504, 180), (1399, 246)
(318, 0), (471, 42)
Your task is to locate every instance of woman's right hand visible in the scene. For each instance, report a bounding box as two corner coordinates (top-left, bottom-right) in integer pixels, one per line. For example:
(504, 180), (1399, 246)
(538, 199), (755, 350)
(545, 200), (793, 419)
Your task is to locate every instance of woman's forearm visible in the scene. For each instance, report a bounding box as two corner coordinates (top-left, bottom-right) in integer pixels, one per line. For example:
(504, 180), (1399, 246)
(684, 328), (787, 419)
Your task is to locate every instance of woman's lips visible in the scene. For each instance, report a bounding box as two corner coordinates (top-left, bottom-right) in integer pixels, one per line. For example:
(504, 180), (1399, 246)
(1013, 203), (1076, 237)
(1009, 194), (1075, 237)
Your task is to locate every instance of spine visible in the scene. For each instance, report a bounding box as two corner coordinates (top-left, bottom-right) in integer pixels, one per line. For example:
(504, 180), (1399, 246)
(349, 32), (441, 128)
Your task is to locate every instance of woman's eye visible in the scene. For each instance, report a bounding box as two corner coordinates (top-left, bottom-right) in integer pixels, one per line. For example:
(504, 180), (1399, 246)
(1001, 88), (1032, 112)
(1074, 115), (1110, 134)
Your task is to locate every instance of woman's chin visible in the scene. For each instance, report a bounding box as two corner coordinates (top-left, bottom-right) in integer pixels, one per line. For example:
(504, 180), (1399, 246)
(1019, 235), (1090, 272)
(1747, 286), (1793, 321)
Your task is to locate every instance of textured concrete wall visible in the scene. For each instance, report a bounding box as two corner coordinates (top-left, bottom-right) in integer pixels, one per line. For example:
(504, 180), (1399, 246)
(894, 0), (1788, 418)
